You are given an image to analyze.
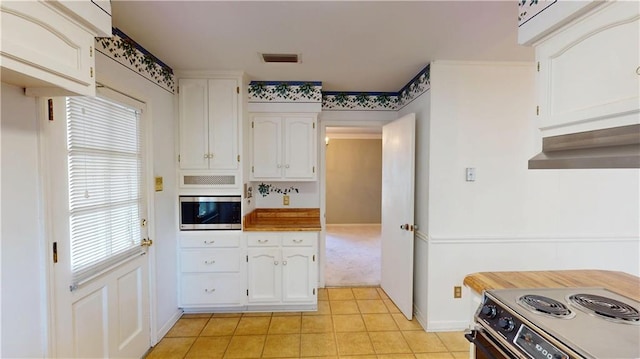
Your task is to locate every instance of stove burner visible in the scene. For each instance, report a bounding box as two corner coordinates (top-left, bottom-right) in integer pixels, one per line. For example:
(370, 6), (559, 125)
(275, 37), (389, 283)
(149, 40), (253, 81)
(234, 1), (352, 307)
(569, 293), (640, 324)
(518, 294), (575, 318)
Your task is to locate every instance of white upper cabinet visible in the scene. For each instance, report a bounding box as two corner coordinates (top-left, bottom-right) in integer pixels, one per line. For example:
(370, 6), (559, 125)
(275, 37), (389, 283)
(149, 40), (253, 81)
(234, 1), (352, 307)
(0, 0), (111, 96)
(179, 78), (240, 171)
(534, 1), (640, 137)
(251, 113), (317, 181)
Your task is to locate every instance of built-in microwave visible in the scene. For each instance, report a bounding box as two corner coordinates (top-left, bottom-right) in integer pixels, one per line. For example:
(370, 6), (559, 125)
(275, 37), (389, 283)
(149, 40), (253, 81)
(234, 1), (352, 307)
(179, 196), (241, 230)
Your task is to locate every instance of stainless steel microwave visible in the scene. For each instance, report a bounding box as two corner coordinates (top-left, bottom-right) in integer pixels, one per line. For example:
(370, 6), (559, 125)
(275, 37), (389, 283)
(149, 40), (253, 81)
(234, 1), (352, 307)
(179, 196), (241, 230)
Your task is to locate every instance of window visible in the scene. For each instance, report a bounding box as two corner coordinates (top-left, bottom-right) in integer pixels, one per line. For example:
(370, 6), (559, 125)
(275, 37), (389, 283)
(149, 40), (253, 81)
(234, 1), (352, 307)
(66, 96), (144, 287)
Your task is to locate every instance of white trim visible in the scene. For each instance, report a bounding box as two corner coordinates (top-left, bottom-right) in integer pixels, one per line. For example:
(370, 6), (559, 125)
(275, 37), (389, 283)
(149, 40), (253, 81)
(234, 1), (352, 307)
(412, 304), (428, 331)
(175, 70), (245, 79)
(326, 133), (382, 140)
(428, 234), (639, 244)
(155, 309), (183, 343)
(426, 320), (472, 332)
(415, 230), (428, 243)
(248, 102), (322, 113)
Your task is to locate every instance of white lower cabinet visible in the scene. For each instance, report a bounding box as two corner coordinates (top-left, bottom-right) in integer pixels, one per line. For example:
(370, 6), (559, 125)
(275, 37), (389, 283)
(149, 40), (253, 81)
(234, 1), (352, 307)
(246, 232), (318, 308)
(179, 231), (246, 308)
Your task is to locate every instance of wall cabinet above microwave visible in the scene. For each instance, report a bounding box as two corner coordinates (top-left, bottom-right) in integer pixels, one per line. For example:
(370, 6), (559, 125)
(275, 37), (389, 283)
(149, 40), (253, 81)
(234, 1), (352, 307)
(0, 0), (111, 97)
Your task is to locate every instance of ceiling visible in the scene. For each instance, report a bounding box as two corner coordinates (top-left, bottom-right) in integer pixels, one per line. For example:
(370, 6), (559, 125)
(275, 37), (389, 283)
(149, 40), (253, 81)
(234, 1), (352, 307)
(111, 1), (534, 93)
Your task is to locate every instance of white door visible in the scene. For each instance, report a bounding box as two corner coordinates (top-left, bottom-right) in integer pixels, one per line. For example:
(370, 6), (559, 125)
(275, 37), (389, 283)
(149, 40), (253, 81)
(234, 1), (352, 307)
(284, 115), (316, 179)
(179, 78), (209, 169)
(281, 247), (316, 303)
(44, 95), (151, 358)
(208, 78), (239, 170)
(251, 116), (283, 179)
(381, 113), (416, 320)
(247, 247), (281, 303)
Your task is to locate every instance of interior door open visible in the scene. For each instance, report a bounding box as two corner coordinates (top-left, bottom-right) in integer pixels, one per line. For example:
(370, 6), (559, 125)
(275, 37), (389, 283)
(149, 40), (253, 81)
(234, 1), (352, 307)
(381, 113), (416, 320)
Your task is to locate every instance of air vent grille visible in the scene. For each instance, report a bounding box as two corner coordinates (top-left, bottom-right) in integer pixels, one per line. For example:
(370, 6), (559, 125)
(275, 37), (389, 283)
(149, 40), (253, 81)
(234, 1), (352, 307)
(261, 53), (300, 63)
(183, 175), (236, 186)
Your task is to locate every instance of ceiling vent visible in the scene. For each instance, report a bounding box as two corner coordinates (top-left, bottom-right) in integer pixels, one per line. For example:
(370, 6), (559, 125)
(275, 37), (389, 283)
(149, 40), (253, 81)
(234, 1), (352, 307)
(260, 53), (300, 63)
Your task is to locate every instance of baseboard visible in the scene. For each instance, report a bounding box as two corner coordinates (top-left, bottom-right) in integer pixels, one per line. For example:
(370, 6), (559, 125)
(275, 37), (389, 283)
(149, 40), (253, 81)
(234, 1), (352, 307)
(325, 223), (381, 227)
(425, 320), (472, 332)
(413, 304), (428, 331)
(155, 309), (183, 344)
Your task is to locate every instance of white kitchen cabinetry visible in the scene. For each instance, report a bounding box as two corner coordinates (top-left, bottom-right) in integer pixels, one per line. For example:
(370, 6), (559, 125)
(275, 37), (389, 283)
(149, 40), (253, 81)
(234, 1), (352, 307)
(246, 232), (317, 308)
(179, 78), (240, 171)
(250, 114), (317, 181)
(534, 1), (640, 137)
(0, 0), (111, 97)
(179, 231), (246, 308)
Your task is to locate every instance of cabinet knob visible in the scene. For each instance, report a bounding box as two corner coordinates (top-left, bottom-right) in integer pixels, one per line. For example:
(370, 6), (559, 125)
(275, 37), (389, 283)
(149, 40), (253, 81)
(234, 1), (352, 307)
(274, 261), (279, 265)
(283, 261), (288, 265)
(277, 164), (282, 168)
(258, 239), (268, 243)
(293, 239), (303, 243)
(285, 164), (290, 168)
(636, 66), (640, 75)
(204, 240), (215, 244)
(204, 288), (216, 293)
(204, 260), (215, 264)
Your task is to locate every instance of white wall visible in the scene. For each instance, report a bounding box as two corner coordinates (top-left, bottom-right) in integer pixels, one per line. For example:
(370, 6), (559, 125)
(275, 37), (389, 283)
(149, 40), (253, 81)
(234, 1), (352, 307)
(94, 53), (180, 340)
(1, 83), (47, 358)
(424, 61), (640, 331)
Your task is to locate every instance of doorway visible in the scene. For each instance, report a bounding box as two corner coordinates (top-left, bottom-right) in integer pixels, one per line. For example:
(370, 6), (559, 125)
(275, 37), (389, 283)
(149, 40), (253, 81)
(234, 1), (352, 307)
(324, 126), (382, 287)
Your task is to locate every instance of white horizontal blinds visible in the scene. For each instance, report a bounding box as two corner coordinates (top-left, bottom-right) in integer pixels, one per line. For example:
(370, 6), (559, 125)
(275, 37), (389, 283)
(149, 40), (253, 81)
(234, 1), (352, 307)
(66, 96), (144, 287)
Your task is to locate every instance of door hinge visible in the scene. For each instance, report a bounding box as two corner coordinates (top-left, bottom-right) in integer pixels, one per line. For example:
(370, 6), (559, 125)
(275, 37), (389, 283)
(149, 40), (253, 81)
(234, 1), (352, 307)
(252, 121), (254, 129)
(177, 86), (180, 94)
(90, 67), (94, 78)
(313, 122), (315, 129)
(246, 289), (249, 296)
(313, 288), (316, 295)
(312, 254), (315, 262)
(252, 166), (254, 173)
(536, 106), (540, 116)
(237, 155), (240, 163)
(537, 62), (540, 72)
(246, 255), (248, 262)
(237, 86), (240, 94)
(178, 154), (181, 162)
(52, 242), (58, 263)
(48, 99), (54, 121)
(312, 166), (315, 174)
(89, 46), (93, 57)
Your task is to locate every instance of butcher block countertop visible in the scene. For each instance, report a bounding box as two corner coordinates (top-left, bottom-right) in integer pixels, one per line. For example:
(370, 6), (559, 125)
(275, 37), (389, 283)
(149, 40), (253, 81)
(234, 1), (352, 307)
(243, 208), (321, 232)
(464, 270), (640, 301)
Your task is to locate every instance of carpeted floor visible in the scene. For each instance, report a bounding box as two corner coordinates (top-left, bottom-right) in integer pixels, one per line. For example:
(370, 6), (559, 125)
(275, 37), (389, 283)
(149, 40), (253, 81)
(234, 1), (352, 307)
(325, 224), (381, 287)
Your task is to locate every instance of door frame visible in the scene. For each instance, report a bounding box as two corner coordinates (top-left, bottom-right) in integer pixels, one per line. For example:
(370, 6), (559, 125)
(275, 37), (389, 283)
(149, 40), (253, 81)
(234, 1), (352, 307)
(40, 87), (158, 356)
(318, 112), (396, 288)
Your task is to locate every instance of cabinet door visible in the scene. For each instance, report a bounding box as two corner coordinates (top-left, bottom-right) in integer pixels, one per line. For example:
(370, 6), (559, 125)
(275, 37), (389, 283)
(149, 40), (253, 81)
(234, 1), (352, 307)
(247, 248), (281, 303)
(281, 247), (316, 303)
(536, 2), (640, 136)
(179, 79), (209, 169)
(252, 116), (283, 179)
(181, 273), (244, 306)
(284, 116), (317, 180)
(208, 79), (239, 170)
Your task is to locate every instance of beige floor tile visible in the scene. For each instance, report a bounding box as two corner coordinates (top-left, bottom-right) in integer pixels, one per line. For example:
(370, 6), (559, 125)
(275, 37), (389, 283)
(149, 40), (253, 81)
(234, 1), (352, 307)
(146, 337), (195, 359)
(212, 312), (242, 317)
(352, 287), (381, 300)
(269, 316), (302, 334)
(391, 313), (424, 331)
(302, 315), (333, 333)
(378, 355), (418, 359)
(369, 331), (412, 354)
(304, 300), (331, 316)
(330, 300), (360, 314)
(451, 352), (470, 359)
(402, 331), (448, 353)
(357, 300), (389, 314)
(185, 336), (230, 359)
(234, 316), (271, 335)
(317, 288), (329, 301)
(383, 299), (401, 313)
(165, 318), (208, 337)
(181, 313), (212, 319)
(243, 311), (273, 317)
(262, 334), (301, 358)
(273, 311), (302, 317)
(414, 353), (455, 359)
(362, 313), (398, 331)
(336, 332), (375, 356)
(376, 287), (390, 299)
(436, 332), (469, 352)
(339, 356), (377, 359)
(223, 335), (266, 358)
(201, 317), (240, 336)
(332, 314), (366, 332)
(328, 287), (355, 300)
(300, 333), (337, 357)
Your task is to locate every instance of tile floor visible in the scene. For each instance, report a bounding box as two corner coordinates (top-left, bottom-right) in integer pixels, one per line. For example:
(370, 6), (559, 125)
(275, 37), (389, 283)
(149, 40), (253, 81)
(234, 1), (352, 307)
(146, 287), (470, 359)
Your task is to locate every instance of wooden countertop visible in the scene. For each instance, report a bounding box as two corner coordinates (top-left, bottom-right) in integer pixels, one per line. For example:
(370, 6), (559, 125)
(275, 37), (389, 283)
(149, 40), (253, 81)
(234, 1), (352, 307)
(464, 270), (640, 301)
(243, 208), (321, 232)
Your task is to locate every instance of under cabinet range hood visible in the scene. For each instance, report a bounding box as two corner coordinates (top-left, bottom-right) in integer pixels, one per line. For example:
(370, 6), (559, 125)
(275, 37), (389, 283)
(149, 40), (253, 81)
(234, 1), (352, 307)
(528, 124), (640, 169)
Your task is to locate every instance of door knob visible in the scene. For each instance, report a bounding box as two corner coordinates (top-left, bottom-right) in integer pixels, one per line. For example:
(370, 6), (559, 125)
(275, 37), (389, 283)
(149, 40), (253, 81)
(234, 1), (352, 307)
(141, 238), (153, 247)
(400, 224), (409, 231)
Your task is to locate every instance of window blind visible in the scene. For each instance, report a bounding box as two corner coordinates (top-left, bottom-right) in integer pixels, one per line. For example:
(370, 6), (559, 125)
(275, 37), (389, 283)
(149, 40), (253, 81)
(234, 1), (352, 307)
(66, 96), (144, 288)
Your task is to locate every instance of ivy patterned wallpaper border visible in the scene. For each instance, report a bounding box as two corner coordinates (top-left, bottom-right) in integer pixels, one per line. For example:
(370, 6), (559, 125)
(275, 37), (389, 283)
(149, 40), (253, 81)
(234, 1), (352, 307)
(96, 28), (175, 94)
(518, 0), (557, 27)
(248, 81), (322, 103)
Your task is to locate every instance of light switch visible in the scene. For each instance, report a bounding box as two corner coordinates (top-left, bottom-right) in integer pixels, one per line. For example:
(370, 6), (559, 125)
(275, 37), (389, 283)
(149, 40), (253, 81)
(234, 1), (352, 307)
(465, 168), (476, 182)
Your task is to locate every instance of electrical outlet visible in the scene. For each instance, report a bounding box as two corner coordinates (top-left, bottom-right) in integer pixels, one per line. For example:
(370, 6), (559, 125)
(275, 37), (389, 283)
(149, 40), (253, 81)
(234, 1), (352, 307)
(454, 286), (462, 298)
(283, 195), (290, 206)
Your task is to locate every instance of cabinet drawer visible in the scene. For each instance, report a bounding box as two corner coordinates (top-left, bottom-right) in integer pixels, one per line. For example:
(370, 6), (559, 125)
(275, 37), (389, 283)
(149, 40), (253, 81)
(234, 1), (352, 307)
(181, 232), (241, 248)
(181, 249), (241, 273)
(282, 233), (316, 247)
(247, 234), (281, 247)
(180, 273), (244, 306)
